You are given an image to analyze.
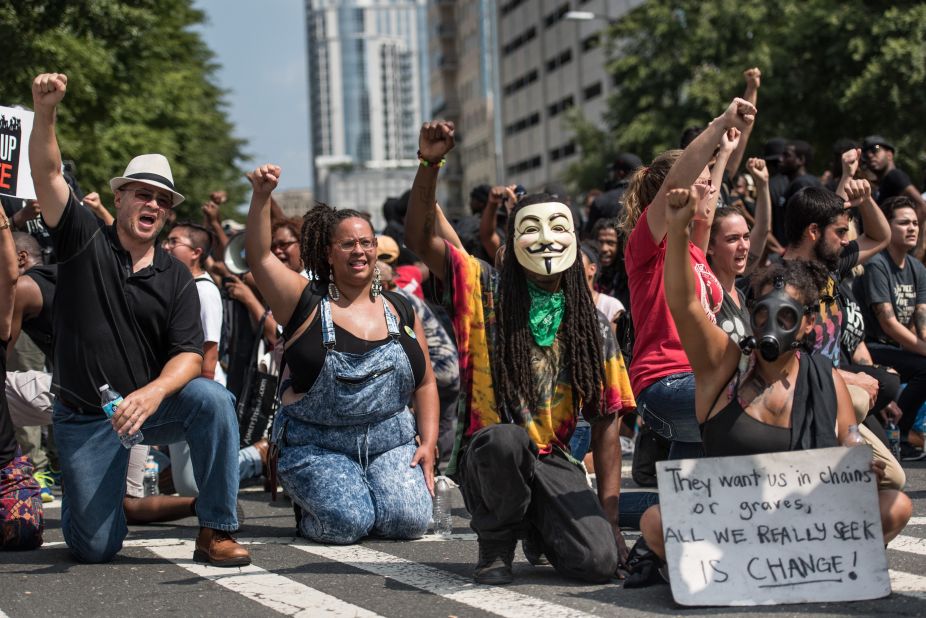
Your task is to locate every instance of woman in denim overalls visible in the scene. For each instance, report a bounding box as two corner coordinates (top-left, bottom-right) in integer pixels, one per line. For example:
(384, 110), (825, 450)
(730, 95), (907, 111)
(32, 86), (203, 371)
(244, 165), (438, 544)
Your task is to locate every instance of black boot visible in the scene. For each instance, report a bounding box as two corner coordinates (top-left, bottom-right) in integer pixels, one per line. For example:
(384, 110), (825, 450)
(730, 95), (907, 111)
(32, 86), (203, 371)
(522, 532), (550, 566)
(474, 538), (517, 585)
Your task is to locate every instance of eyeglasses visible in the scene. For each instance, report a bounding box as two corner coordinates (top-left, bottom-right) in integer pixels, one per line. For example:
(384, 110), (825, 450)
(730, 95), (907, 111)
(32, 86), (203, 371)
(272, 239), (299, 251)
(126, 187), (173, 210)
(864, 144), (884, 154)
(165, 236), (194, 250)
(334, 237), (376, 252)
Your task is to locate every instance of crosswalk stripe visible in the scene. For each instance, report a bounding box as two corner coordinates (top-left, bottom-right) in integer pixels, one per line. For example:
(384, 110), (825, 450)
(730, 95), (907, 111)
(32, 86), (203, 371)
(144, 539), (384, 617)
(906, 516), (926, 526)
(291, 543), (598, 618)
(888, 535), (926, 557)
(890, 570), (926, 599)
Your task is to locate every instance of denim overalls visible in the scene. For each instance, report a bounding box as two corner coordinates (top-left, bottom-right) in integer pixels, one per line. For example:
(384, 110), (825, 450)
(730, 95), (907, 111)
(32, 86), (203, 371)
(273, 296), (431, 544)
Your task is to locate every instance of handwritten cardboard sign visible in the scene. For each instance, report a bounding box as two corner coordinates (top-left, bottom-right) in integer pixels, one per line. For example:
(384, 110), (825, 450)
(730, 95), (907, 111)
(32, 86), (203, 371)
(656, 446), (889, 606)
(0, 105), (35, 200)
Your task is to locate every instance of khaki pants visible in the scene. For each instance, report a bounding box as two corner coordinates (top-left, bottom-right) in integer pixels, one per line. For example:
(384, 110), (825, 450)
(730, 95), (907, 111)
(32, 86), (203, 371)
(848, 384), (905, 491)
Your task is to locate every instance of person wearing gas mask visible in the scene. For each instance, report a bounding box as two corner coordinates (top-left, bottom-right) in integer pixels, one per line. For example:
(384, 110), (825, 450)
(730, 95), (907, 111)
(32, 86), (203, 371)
(405, 121), (637, 586)
(630, 187), (911, 583)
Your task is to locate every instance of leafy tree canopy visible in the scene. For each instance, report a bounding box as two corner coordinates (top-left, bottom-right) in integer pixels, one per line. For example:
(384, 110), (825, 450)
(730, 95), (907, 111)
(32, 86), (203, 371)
(567, 0), (926, 191)
(0, 0), (248, 219)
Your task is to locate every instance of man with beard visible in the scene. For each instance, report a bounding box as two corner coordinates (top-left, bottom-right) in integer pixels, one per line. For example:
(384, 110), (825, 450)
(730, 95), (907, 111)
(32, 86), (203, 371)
(782, 182), (889, 404)
(405, 121), (637, 586)
(29, 73), (248, 566)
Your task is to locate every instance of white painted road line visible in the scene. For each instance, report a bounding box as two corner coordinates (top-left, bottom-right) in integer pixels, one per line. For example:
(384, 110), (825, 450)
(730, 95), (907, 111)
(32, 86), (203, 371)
(888, 535), (926, 557)
(143, 539), (384, 617)
(890, 570), (926, 599)
(292, 543), (598, 618)
(906, 516), (926, 526)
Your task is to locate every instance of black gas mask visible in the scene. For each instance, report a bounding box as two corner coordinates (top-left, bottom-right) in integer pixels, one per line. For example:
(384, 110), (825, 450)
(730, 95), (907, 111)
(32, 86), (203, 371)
(740, 275), (813, 361)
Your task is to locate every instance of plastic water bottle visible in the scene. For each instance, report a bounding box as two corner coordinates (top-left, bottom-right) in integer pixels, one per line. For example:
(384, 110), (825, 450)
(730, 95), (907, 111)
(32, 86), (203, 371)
(432, 476), (453, 538)
(886, 420), (901, 460)
(842, 424), (865, 447)
(98, 384), (144, 449)
(143, 455), (160, 497)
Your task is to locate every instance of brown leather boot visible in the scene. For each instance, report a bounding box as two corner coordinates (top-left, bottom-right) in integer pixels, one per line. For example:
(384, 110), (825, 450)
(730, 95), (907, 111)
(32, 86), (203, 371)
(193, 528), (251, 567)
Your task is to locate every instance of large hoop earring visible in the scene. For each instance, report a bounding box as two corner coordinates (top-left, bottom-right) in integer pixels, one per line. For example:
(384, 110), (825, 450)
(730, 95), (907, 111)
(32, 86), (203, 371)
(370, 266), (382, 299)
(328, 280), (340, 301)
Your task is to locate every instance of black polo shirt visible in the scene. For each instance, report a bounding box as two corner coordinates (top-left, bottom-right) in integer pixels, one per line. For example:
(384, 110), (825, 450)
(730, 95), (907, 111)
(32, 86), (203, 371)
(49, 193), (204, 411)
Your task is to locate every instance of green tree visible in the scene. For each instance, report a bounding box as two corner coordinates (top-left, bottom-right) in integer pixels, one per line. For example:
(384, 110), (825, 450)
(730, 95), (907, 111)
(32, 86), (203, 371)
(567, 0), (926, 191)
(0, 0), (247, 220)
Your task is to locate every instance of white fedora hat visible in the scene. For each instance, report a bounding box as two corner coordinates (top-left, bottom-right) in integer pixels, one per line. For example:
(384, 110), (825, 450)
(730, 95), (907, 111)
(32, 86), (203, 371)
(109, 154), (185, 207)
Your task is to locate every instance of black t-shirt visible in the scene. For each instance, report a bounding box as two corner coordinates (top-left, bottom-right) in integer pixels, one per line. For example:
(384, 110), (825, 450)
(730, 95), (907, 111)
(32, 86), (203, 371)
(860, 249), (926, 345)
(716, 288), (751, 345)
(21, 264), (57, 362)
(810, 241), (859, 367)
(283, 286), (426, 394)
(839, 277), (866, 364)
(875, 168), (913, 204)
(0, 339), (16, 466)
(50, 193), (204, 410)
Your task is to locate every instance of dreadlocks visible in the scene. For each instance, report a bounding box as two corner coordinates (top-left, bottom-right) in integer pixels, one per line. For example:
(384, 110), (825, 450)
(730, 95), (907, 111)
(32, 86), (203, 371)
(494, 194), (607, 418)
(300, 202), (371, 286)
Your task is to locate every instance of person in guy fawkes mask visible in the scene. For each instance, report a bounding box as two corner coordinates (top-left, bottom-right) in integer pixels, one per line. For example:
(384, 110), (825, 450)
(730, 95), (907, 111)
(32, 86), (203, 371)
(626, 187), (911, 586)
(404, 121), (641, 587)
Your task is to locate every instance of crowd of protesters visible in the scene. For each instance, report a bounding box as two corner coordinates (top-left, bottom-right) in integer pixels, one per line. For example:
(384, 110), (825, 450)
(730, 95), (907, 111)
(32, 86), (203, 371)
(0, 67), (920, 598)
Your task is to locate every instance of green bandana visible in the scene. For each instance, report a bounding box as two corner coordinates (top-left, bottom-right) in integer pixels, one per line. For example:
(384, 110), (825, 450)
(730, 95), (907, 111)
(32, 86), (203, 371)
(527, 281), (565, 347)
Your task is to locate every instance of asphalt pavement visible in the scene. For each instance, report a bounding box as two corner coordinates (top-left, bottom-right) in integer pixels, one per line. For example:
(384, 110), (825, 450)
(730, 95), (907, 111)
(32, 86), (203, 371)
(1, 461), (925, 617)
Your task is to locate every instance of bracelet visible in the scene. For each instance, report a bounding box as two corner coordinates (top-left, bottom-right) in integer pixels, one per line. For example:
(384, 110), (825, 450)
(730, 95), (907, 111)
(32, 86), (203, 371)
(417, 150), (445, 168)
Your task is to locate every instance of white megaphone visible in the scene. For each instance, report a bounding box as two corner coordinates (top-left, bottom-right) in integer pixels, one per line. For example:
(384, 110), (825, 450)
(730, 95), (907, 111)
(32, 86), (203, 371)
(224, 232), (249, 275)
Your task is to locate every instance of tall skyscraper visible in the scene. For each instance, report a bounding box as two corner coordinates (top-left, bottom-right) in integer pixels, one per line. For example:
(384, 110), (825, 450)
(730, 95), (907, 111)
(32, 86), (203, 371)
(306, 0), (429, 208)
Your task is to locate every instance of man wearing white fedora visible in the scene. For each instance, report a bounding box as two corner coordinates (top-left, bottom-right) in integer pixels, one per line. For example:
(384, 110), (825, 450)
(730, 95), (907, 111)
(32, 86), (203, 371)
(28, 72), (250, 566)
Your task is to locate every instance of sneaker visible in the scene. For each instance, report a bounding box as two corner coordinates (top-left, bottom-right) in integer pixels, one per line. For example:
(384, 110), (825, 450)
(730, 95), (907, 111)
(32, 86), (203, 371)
(33, 471), (56, 503)
(900, 442), (926, 462)
(474, 539), (516, 585)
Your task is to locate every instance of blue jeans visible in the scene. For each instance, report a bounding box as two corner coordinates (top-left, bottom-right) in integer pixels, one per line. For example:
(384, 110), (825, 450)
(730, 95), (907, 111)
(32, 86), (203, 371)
(569, 424), (592, 460)
(53, 378), (240, 563)
(636, 372), (703, 460)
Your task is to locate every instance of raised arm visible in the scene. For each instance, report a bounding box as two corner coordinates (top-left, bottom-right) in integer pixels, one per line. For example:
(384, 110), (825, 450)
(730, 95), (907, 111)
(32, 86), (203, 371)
(80, 192), (114, 226)
(647, 98), (756, 244)
(846, 179), (890, 264)
(834, 148), (860, 200)
(745, 157), (771, 274)
(202, 194), (229, 259)
(0, 212), (16, 340)
(244, 164), (307, 327)
(404, 121), (455, 281)
(435, 203), (464, 251)
(692, 128), (740, 251)
(663, 187), (740, 422)
(479, 185), (516, 258)
(28, 73), (71, 229)
(725, 68), (760, 177)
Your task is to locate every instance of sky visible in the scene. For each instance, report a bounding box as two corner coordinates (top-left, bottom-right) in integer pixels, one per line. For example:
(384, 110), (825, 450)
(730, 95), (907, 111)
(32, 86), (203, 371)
(193, 0), (312, 192)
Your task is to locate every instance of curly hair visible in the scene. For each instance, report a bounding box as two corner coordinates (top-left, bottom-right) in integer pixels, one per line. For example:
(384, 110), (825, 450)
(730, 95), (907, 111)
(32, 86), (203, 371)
(750, 259), (829, 307)
(494, 194), (607, 418)
(272, 216), (303, 241)
(300, 202), (372, 286)
(619, 149), (682, 239)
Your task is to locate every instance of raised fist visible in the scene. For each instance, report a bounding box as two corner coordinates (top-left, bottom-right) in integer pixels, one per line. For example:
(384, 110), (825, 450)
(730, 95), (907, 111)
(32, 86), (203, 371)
(746, 157), (768, 185)
(720, 97), (756, 132)
(744, 67), (761, 90)
(210, 190), (228, 205)
(841, 148), (861, 178)
(418, 121), (455, 162)
(719, 127), (742, 154)
(32, 73), (68, 109)
(665, 187), (696, 234)
(202, 200), (220, 224)
(844, 178), (871, 208)
(246, 164), (281, 197)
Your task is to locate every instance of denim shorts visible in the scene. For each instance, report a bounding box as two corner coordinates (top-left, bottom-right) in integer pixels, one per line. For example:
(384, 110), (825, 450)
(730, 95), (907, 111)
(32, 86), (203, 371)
(636, 372), (702, 447)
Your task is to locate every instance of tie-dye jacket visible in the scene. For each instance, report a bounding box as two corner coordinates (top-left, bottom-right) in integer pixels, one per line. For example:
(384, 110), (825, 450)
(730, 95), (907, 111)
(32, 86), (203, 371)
(440, 242), (635, 475)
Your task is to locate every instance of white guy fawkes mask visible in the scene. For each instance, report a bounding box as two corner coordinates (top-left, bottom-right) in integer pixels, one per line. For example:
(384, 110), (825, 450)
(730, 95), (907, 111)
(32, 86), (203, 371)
(512, 202), (577, 276)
